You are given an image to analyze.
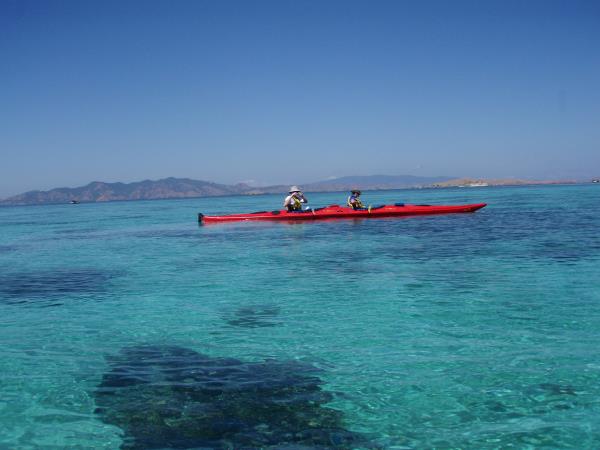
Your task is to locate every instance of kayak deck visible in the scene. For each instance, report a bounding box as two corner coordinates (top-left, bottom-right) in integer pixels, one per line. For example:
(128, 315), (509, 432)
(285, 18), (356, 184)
(198, 203), (487, 223)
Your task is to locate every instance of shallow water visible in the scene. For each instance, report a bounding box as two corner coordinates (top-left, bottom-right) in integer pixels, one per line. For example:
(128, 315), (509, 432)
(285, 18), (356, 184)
(1, 185), (599, 448)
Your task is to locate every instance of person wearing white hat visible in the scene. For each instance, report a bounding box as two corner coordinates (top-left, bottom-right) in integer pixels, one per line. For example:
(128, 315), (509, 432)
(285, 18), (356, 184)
(283, 186), (308, 212)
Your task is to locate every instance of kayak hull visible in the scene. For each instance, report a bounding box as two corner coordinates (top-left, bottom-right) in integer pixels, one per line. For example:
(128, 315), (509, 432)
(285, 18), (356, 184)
(199, 203), (487, 223)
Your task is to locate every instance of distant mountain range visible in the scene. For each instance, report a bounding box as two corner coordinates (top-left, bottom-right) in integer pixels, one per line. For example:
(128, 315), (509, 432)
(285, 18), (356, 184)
(242, 175), (455, 195)
(0, 178), (249, 206)
(0, 174), (576, 206)
(0, 175), (453, 205)
(300, 175), (455, 191)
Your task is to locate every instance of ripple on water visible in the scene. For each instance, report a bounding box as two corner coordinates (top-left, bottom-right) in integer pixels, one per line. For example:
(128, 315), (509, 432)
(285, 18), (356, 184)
(94, 345), (374, 449)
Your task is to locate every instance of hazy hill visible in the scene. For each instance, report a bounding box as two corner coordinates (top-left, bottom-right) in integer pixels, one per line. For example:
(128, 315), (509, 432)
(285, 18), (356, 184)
(432, 177), (577, 187)
(303, 174), (454, 191)
(242, 175), (454, 195)
(0, 175), (458, 205)
(0, 178), (251, 205)
(2, 174), (573, 206)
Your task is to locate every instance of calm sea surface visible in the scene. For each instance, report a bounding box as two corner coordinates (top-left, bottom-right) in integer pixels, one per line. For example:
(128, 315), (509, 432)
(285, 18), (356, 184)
(1, 185), (599, 449)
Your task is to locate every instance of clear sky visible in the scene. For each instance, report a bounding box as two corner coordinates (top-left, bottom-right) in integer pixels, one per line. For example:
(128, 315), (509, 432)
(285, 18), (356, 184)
(1, 0), (599, 197)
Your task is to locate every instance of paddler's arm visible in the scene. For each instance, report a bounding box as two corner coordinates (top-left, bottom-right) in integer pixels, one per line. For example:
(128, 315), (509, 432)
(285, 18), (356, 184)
(283, 195), (292, 208)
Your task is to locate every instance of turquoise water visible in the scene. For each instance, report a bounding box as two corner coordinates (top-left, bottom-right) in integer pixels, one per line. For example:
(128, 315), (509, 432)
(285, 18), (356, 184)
(1, 185), (599, 449)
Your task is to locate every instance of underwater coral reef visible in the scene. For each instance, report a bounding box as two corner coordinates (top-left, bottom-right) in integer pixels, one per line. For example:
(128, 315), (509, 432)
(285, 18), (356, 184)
(95, 345), (371, 449)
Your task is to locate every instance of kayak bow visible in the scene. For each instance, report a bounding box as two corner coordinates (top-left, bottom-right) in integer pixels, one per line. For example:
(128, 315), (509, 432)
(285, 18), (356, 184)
(198, 202), (486, 224)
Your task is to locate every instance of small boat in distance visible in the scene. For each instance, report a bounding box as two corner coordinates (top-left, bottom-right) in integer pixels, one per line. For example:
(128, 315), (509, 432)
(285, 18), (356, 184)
(592, 179), (599, 183)
(199, 202), (487, 224)
(70, 200), (80, 204)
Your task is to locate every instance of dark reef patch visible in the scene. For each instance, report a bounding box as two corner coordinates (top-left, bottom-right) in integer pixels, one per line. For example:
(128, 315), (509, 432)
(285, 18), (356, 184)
(52, 227), (101, 239)
(131, 229), (200, 239)
(527, 382), (577, 398)
(94, 345), (372, 449)
(0, 268), (118, 306)
(223, 304), (281, 328)
(0, 244), (18, 253)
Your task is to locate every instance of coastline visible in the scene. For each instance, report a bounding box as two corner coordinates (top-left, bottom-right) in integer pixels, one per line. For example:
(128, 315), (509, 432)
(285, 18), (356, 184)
(0, 181), (589, 208)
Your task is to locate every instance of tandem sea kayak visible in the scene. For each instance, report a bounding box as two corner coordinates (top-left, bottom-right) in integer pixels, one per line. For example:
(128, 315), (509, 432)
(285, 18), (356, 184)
(198, 202), (487, 224)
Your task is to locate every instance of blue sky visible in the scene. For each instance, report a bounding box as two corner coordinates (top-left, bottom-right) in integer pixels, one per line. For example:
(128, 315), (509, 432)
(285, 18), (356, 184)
(1, 0), (599, 197)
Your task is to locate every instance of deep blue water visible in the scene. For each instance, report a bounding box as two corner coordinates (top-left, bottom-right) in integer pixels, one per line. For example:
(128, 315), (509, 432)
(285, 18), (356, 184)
(1, 185), (599, 449)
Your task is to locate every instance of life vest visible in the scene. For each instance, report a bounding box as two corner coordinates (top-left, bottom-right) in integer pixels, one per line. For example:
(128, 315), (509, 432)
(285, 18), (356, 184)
(291, 195), (302, 210)
(347, 195), (364, 209)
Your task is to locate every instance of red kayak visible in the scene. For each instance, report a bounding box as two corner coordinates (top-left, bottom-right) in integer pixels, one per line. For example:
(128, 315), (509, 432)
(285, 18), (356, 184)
(198, 202), (486, 223)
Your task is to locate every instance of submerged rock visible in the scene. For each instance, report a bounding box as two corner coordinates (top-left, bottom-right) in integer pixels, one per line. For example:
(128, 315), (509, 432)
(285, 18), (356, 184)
(94, 345), (371, 449)
(0, 268), (116, 306)
(223, 304), (281, 328)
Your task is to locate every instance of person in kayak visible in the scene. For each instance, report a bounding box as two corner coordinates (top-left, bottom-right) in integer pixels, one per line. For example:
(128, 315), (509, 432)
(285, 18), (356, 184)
(347, 189), (367, 210)
(283, 186), (309, 212)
